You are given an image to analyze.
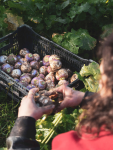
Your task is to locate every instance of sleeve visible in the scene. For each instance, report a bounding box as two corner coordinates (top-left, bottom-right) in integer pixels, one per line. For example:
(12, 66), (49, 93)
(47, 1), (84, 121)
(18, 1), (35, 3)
(80, 91), (94, 108)
(6, 116), (40, 150)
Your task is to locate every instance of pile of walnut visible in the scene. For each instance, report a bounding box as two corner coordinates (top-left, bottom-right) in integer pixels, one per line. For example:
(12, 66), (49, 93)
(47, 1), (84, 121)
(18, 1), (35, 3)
(0, 48), (78, 106)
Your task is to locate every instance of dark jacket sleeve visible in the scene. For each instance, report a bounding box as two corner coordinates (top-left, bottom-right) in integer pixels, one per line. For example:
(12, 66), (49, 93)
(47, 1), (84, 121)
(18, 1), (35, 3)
(80, 91), (94, 108)
(6, 116), (40, 150)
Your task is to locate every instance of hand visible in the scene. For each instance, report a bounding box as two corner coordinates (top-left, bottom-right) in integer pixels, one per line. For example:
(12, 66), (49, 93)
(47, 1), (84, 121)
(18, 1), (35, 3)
(18, 88), (55, 120)
(49, 85), (85, 112)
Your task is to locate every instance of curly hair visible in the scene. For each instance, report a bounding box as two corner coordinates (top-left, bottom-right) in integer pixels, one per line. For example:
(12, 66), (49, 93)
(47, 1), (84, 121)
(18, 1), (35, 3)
(77, 34), (113, 138)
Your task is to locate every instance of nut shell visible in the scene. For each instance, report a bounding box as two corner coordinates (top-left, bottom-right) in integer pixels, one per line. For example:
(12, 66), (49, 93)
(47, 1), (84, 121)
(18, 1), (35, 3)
(7, 54), (17, 65)
(47, 66), (52, 73)
(70, 74), (78, 83)
(15, 62), (22, 69)
(31, 77), (40, 86)
(33, 53), (40, 61)
(0, 55), (8, 65)
(27, 84), (36, 90)
(49, 55), (60, 63)
(25, 53), (34, 62)
(43, 55), (50, 66)
(45, 72), (55, 83)
(11, 69), (21, 78)
(58, 80), (69, 86)
(1, 63), (12, 74)
(30, 61), (40, 69)
(19, 58), (27, 64)
(56, 68), (68, 80)
(19, 80), (29, 87)
(38, 74), (45, 80)
(21, 62), (32, 73)
(39, 66), (48, 75)
(31, 69), (39, 78)
(20, 73), (31, 83)
(38, 79), (46, 90)
(19, 48), (29, 57)
(50, 60), (62, 72)
(46, 80), (55, 90)
(66, 68), (73, 78)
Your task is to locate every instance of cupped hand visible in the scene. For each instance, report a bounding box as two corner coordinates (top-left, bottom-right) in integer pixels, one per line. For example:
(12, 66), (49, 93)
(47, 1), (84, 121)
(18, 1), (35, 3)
(18, 88), (55, 120)
(49, 85), (85, 113)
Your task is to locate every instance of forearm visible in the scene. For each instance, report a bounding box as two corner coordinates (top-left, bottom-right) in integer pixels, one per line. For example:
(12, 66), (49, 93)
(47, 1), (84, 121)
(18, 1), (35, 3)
(6, 117), (40, 150)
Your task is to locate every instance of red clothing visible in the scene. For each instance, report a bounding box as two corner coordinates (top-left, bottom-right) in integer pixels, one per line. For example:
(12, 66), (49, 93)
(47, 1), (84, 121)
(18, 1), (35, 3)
(52, 130), (113, 150)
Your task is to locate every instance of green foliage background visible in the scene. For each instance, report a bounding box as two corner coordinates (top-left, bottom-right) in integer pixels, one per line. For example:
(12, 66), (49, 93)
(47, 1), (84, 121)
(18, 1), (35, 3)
(0, 0), (113, 58)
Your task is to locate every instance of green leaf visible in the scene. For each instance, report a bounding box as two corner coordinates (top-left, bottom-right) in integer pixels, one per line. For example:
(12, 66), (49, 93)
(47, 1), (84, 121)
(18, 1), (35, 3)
(61, 0), (70, 9)
(55, 17), (68, 24)
(84, 76), (99, 92)
(48, 15), (56, 21)
(67, 5), (78, 19)
(52, 35), (63, 45)
(79, 62), (100, 92)
(36, 23), (44, 31)
(76, 29), (97, 50)
(100, 24), (113, 39)
(35, 3), (44, 10)
(8, 1), (25, 11)
(78, 2), (90, 13)
(52, 28), (96, 54)
(62, 40), (79, 54)
(80, 88), (87, 92)
(88, 6), (96, 15)
(80, 62), (100, 78)
(29, 16), (42, 23)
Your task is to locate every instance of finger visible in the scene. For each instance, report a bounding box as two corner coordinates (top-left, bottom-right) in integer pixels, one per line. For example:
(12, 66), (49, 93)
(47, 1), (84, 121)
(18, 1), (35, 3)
(55, 100), (68, 113)
(46, 85), (66, 95)
(41, 105), (55, 115)
(28, 88), (39, 99)
(22, 95), (27, 100)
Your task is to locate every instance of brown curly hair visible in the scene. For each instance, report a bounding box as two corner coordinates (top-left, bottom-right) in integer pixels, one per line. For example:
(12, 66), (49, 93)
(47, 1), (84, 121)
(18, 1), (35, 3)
(77, 34), (113, 138)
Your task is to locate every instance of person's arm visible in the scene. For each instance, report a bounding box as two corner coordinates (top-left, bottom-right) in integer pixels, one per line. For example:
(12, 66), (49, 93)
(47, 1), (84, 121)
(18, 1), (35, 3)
(80, 91), (94, 108)
(6, 117), (40, 150)
(46, 85), (94, 113)
(6, 88), (55, 150)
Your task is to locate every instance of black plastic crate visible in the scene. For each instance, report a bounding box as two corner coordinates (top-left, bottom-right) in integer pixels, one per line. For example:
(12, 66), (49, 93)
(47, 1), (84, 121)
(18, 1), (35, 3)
(0, 24), (92, 103)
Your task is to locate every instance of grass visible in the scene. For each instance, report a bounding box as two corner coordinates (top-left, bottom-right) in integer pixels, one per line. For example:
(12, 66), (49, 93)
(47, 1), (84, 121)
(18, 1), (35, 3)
(0, 90), (19, 147)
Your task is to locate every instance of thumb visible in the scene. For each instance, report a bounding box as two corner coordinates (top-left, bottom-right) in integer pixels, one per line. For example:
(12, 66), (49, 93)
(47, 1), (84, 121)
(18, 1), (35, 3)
(55, 99), (68, 113)
(41, 105), (55, 115)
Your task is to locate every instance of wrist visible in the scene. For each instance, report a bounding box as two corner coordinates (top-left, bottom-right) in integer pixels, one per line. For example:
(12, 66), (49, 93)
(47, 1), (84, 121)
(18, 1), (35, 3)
(72, 91), (85, 107)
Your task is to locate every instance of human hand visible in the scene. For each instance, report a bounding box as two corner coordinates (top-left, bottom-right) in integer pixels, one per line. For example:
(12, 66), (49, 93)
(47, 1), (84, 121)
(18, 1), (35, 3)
(18, 88), (55, 120)
(49, 85), (85, 112)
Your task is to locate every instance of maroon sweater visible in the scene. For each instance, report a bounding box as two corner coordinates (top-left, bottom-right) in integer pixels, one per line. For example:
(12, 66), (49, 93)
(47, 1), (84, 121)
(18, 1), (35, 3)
(52, 130), (113, 150)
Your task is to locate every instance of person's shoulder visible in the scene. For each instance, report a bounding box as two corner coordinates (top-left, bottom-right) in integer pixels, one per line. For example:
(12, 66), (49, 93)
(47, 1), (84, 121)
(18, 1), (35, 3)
(52, 130), (80, 147)
(51, 130), (79, 150)
(54, 130), (78, 139)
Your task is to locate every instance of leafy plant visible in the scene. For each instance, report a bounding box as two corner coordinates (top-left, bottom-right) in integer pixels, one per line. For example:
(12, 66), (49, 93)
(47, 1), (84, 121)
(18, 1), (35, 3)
(0, 5), (8, 39)
(0, 91), (19, 147)
(100, 24), (113, 39)
(52, 28), (97, 54)
(36, 108), (82, 150)
(75, 62), (100, 92)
